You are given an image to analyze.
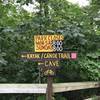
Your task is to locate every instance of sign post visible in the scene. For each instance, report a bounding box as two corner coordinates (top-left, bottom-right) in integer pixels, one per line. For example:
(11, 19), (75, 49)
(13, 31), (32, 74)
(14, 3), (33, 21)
(20, 35), (77, 100)
(34, 35), (64, 100)
(46, 76), (53, 100)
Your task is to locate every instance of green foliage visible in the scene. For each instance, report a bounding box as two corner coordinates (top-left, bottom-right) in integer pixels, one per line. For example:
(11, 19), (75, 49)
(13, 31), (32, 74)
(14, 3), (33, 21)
(37, 95), (46, 100)
(0, 2), (39, 83)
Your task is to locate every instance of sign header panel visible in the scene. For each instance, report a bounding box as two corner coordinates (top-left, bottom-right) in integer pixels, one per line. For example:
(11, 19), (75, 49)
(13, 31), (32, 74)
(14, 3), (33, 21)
(34, 35), (64, 52)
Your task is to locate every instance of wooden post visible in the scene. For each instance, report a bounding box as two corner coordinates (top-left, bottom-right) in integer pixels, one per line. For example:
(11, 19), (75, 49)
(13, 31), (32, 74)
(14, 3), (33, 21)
(46, 76), (53, 100)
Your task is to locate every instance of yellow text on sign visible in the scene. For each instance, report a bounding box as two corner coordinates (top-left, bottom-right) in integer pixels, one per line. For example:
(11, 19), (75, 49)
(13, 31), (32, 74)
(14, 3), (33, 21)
(44, 60), (59, 67)
(20, 52), (71, 60)
(34, 35), (64, 52)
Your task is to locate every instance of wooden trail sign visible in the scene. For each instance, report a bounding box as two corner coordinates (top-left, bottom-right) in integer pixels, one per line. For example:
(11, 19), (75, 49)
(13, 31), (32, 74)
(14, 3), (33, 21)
(20, 52), (77, 76)
(20, 35), (77, 100)
(38, 60), (59, 68)
(20, 52), (77, 61)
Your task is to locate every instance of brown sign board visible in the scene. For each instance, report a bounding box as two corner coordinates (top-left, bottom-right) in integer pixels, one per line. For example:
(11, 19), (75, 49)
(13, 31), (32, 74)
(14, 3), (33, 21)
(38, 60), (59, 68)
(20, 52), (77, 61)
